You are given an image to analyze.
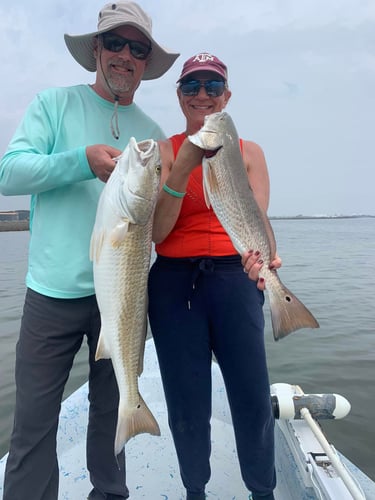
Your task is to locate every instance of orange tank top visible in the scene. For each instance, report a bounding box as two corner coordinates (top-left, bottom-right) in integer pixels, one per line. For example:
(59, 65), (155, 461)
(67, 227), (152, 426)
(156, 133), (241, 258)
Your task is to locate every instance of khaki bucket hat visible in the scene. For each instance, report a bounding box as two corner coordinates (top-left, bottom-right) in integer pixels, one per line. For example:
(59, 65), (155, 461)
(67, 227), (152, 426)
(64, 1), (179, 80)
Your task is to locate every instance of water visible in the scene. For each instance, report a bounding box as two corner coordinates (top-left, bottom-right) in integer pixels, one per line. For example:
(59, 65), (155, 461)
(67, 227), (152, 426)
(0, 218), (374, 481)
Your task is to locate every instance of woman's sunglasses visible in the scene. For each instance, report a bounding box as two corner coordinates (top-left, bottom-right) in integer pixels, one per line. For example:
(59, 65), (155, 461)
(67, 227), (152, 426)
(100, 33), (152, 60)
(179, 80), (226, 97)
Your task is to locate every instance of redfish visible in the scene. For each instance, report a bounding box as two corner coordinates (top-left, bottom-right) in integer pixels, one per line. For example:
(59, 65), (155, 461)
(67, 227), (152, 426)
(189, 112), (319, 340)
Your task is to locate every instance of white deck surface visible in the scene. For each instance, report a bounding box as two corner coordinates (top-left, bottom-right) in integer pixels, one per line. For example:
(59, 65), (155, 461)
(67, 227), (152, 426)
(1, 339), (374, 499)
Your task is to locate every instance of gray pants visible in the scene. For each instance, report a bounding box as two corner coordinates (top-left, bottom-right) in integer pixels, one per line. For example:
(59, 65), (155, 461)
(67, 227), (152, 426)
(3, 288), (128, 500)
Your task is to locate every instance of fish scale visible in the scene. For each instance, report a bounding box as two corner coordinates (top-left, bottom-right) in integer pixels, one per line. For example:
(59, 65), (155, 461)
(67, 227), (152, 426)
(189, 111), (319, 340)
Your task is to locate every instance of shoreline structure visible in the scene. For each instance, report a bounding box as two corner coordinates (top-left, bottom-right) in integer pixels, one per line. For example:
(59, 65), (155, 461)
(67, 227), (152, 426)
(0, 210), (374, 232)
(0, 210), (29, 232)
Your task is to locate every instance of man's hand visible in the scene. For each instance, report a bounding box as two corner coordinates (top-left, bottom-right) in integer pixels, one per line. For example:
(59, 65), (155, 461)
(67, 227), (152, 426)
(86, 145), (123, 182)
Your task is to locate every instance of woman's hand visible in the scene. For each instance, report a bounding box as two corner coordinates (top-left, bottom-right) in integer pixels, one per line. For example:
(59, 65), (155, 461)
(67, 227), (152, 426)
(241, 250), (282, 291)
(174, 138), (205, 174)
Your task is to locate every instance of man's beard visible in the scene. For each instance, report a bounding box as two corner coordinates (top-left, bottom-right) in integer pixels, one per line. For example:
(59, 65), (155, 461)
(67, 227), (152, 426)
(106, 72), (133, 95)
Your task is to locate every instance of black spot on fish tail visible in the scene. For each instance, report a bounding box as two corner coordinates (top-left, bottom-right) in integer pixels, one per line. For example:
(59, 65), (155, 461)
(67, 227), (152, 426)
(269, 282), (319, 341)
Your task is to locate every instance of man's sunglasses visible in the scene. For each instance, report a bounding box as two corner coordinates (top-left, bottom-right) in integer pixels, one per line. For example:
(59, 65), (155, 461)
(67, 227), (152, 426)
(100, 33), (152, 60)
(179, 80), (226, 97)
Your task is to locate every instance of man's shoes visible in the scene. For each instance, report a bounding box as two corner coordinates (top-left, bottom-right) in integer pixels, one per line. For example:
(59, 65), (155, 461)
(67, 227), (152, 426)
(87, 488), (128, 500)
(87, 489), (103, 500)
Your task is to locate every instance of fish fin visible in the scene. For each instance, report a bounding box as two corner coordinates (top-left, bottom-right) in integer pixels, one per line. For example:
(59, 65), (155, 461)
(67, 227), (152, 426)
(206, 160), (220, 192)
(89, 233), (95, 261)
(89, 230), (105, 263)
(137, 324), (148, 376)
(202, 176), (211, 209)
(110, 219), (130, 248)
(95, 331), (111, 360)
(136, 302), (149, 376)
(114, 395), (161, 455)
(268, 277), (319, 340)
(202, 159), (221, 208)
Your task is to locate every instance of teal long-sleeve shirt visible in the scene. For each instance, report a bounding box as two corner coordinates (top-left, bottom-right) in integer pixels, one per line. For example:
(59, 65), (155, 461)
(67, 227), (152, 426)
(0, 84), (165, 298)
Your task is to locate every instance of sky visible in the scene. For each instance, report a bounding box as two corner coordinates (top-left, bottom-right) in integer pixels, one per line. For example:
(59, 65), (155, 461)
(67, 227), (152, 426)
(0, 0), (374, 216)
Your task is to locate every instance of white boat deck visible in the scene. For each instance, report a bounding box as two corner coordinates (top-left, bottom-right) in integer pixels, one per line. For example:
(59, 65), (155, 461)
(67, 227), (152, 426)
(56, 339), (251, 499)
(1, 339), (374, 499)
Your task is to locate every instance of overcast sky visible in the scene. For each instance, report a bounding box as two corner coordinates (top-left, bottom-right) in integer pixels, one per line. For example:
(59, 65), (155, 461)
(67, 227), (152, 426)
(0, 0), (374, 216)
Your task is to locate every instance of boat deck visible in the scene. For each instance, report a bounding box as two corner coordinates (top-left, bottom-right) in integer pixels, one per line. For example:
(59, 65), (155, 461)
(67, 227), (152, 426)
(1, 339), (374, 499)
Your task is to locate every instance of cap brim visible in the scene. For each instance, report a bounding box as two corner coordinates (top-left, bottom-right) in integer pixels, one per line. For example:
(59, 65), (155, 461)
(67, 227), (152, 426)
(177, 64), (227, 83)
(64, 24), (179, 80)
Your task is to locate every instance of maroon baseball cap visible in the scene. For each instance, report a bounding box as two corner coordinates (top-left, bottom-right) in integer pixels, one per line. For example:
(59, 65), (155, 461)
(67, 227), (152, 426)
(177, 52), (228, 82)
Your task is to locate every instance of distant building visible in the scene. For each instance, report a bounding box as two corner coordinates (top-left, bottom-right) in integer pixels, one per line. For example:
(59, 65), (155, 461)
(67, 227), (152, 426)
(0, 210), (30, 221)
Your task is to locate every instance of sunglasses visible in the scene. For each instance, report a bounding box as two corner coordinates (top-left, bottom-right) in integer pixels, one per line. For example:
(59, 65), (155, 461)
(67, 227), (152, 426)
(100, 33), (152, 60)
(179, 79), (226, 97)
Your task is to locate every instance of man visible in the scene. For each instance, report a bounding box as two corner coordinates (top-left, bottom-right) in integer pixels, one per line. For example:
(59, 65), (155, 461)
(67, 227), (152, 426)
(0, 2), (178, 499)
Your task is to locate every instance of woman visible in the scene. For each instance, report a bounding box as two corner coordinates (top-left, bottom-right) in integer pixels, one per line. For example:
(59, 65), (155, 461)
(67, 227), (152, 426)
(148, 52), (280, 500)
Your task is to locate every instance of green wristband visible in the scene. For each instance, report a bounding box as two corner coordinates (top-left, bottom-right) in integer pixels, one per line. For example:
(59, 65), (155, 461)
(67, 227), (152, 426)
(162, 183), (186, 198)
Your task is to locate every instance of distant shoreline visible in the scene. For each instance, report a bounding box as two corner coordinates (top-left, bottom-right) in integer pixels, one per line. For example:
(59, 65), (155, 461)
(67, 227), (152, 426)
(0, 210), (30, 232)
(270, 214), (375, 221)
(1, 213), (374, 233)
(0, 220), (30, 232)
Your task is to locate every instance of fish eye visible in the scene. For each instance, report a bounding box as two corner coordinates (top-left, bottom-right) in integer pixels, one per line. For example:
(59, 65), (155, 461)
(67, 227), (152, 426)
(155, 164), (161, 174)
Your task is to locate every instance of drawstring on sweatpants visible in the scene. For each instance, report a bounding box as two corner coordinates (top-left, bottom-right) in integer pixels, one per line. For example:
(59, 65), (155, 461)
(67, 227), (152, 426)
(187, 258), (215, 310)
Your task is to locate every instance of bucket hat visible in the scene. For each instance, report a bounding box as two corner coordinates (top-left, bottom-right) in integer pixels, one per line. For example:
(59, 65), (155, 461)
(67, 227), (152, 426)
(64, 1), (179, 80)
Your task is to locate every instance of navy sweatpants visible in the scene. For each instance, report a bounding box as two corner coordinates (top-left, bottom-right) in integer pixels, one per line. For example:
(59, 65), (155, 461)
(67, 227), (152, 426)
(3, 288), (128, 500)
(148, 255), (276, 495)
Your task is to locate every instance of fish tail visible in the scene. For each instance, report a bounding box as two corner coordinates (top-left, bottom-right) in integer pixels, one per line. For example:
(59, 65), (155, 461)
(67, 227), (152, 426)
(268, 282), (319, 341)
(114, 394), (161, 456)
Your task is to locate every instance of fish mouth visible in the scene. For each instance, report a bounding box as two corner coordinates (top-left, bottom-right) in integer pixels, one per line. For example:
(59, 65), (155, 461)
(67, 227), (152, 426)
(204, 146), (222, 158)
(189, 130), (223, 153)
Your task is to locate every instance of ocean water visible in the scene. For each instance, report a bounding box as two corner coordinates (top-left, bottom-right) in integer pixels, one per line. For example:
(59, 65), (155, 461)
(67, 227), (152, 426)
(0, 218), (374, 481)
